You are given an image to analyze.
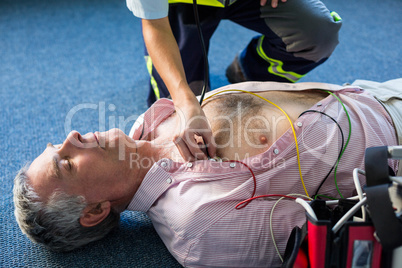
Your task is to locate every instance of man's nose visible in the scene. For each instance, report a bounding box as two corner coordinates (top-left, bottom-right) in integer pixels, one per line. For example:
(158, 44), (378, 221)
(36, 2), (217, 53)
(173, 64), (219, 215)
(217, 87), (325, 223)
(63, 130), (83, 149)
(62, 130), (98, 150)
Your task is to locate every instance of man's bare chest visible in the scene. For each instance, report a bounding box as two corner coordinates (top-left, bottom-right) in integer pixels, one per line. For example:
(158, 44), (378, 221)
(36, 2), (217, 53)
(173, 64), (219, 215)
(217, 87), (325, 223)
(202, 90), (328, 160)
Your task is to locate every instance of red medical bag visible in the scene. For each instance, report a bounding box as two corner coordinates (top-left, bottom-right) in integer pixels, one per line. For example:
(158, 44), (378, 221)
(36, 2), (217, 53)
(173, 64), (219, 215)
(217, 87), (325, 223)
(281, 146), (402, 268)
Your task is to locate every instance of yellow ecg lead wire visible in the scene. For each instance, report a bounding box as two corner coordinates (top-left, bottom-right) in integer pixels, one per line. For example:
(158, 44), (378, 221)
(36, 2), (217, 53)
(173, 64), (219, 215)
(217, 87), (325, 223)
(204, 89), (310, 197)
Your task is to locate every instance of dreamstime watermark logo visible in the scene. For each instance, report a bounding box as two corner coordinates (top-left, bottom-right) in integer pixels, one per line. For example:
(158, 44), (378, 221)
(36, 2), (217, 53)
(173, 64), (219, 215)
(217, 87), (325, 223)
(61, 100), (337, 168)
(129, 150), (287, 170)
(64, 102), (141, 136)
(64, 101), (140, 160)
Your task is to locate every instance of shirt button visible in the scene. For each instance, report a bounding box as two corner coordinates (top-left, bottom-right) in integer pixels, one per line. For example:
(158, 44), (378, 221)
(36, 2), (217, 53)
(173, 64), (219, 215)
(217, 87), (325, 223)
(187, 162), (193, 168)
(297, 122), (303, 127)
(274, 149), (279, 155)
(166, 178), (172, 184)
(317, 103), (322, 107)
(229, 162), (236, 168)
(161, 161), (167, 168)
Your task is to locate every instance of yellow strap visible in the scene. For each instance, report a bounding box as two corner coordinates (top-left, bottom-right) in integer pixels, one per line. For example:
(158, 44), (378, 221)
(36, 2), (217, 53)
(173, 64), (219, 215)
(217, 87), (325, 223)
(168, 0), (225, 7)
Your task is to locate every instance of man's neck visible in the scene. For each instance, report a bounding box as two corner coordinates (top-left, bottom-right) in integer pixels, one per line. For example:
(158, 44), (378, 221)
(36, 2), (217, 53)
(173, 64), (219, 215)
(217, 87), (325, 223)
(118, 140), (167, 211)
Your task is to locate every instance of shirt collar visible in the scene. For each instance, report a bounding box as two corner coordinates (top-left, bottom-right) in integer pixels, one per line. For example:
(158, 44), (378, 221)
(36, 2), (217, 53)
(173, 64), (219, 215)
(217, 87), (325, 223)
(127, 159), (176, 212)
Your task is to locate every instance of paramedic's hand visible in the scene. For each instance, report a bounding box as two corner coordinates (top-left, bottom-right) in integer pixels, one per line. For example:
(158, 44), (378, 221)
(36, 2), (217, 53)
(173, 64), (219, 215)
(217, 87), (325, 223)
(142, 18), (215, 161)
(174, 95), (216, 162)
(260, 0), (286, 8)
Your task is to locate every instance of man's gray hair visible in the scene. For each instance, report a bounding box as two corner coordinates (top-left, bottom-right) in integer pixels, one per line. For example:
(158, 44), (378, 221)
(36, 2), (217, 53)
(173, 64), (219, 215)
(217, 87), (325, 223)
(13, 164), (120, 252)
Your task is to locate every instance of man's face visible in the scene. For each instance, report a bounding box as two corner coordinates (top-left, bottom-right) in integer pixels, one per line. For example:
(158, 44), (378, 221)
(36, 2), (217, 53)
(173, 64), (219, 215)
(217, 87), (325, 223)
(27, 129), (132, 204)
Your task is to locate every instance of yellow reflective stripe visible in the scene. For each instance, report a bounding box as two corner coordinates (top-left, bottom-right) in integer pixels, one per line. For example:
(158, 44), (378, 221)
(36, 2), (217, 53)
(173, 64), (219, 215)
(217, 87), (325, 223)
(256, 36), (305, 83)
(145, 56), (160, 100)
(330, 11), (342, 22)
(168, 0), (224, 7)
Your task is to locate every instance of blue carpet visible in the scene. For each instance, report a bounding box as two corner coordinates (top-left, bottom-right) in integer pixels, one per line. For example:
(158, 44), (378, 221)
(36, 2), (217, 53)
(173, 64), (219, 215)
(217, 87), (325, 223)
(0, 0), (401, 267)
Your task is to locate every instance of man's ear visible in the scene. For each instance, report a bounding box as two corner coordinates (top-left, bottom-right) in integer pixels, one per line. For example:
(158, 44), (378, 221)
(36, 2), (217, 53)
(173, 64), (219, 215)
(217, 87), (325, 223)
(79, 201), (111, 227)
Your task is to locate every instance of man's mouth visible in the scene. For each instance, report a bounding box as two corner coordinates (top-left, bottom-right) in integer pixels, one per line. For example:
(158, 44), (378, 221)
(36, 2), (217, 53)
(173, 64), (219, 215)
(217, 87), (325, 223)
(94, 132), (100, 145)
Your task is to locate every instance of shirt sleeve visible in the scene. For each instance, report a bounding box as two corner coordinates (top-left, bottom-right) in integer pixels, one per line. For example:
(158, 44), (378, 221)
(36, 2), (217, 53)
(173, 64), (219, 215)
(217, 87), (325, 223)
(126, 0), (169, 19)
(129, 98), (176, 140)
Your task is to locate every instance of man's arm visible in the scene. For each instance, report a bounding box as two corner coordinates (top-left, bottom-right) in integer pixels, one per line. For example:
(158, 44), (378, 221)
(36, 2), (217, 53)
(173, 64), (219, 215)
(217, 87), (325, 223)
(142, 18), (216, 161)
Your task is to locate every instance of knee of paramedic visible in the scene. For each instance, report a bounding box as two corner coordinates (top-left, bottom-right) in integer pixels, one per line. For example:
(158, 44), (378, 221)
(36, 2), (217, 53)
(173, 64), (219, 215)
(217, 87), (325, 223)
(260, 0), (343, 62)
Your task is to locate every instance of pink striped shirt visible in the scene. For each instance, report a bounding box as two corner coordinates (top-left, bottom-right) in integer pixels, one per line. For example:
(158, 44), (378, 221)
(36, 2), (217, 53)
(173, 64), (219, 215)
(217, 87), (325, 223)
(127, 83), (398, 267)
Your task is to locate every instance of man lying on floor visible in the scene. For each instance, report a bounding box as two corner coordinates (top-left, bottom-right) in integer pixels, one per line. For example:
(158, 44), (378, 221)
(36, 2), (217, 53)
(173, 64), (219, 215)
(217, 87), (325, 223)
(14, 80), (401, 267)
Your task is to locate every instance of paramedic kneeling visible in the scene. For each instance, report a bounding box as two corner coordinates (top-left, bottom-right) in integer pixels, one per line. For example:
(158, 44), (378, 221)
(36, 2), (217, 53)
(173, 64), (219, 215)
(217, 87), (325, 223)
(14, 81), (399, 267)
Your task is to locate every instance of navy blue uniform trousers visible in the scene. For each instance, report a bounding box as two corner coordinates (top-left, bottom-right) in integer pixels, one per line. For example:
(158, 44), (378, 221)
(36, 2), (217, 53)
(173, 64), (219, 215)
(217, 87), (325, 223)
(144, 0), (342, 106)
